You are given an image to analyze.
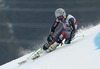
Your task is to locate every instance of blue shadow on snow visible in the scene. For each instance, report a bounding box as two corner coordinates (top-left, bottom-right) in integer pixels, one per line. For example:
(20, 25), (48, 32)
(94, 32), (100, 49)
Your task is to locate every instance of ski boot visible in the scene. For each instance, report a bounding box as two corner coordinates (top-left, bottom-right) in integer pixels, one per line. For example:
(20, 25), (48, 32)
(43, 43), (50, 50)
(46, 42), (59, 52)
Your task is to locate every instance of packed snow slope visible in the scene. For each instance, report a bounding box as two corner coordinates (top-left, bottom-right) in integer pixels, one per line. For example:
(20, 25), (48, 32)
(0, 24), (100, 69)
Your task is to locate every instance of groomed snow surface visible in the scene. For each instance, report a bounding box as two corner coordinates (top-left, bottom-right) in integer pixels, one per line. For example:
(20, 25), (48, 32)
(0, 24), (100, 69)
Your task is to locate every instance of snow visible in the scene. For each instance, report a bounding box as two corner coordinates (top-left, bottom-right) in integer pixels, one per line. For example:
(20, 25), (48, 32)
(0, 24), (100, 69)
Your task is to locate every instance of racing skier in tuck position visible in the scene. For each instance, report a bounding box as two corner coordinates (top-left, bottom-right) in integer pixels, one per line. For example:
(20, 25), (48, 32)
(18, 8), (78, 64)
(43, 8), (77, 52)
(31, 8), (78, 60)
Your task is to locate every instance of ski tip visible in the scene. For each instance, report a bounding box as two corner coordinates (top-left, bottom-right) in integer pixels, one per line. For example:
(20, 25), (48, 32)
(18, 60), (26, 65)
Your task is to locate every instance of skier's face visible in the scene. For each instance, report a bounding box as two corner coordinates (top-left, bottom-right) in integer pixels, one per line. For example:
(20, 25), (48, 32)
(57, 16), (65, 23)
(57, 15), (63, 20)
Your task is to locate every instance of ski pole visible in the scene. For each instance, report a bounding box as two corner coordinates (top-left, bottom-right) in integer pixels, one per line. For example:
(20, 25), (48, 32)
(73, 35), (84, 40)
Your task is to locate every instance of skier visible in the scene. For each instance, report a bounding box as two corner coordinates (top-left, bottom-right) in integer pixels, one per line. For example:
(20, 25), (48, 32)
(32, 8), (78, 59)
(43, 8), (77, 52)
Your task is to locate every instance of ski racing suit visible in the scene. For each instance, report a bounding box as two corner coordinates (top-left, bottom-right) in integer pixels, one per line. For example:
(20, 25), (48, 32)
(50, 14), (77, 43)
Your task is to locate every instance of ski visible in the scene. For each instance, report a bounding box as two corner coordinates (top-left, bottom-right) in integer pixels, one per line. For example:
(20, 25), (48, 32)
(18, 51), (35, 65)
(18, 48), (44, 65)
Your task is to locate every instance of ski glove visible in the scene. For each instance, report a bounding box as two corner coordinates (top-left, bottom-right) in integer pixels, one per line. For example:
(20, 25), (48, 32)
(64, 38), (71, 44)
(64, 30), (75, 44)
(47, 34), (53, 42)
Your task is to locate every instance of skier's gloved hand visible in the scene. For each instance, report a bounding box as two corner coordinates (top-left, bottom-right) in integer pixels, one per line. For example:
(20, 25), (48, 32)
(64, 38), (71, 44)
(64, 30), (75, 44)
(47, 34), (53, 42)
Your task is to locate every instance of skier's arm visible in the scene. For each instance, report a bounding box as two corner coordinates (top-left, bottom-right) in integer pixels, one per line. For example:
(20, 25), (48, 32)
(68, 18), (75, 32)
(69, 18), (76, 40)
(47, 21), (59, 42)
(64, 18), (76, 44)
(49, 21), (59, 35)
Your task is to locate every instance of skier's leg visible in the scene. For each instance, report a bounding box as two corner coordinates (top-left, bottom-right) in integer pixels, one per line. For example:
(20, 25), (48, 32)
(64, 29), (75, 44)
(53, 27), (64, 40)
(47, 28), (66, 51)
(42, 28), (64, 51)
(64, 24), (77, 44)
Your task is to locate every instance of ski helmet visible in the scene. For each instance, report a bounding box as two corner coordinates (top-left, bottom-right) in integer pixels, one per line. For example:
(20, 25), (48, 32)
(55, 8), (66, 19)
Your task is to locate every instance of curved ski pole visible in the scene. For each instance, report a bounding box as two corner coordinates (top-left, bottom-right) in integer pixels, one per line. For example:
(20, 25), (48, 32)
(72, 35), (84, 40)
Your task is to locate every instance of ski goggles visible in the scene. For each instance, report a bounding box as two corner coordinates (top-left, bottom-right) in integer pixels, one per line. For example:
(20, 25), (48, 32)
(57, 15), (64, 20)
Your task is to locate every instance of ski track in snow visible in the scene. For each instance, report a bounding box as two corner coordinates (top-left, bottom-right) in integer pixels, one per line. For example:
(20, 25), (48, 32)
(0, 24), (100, 69)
